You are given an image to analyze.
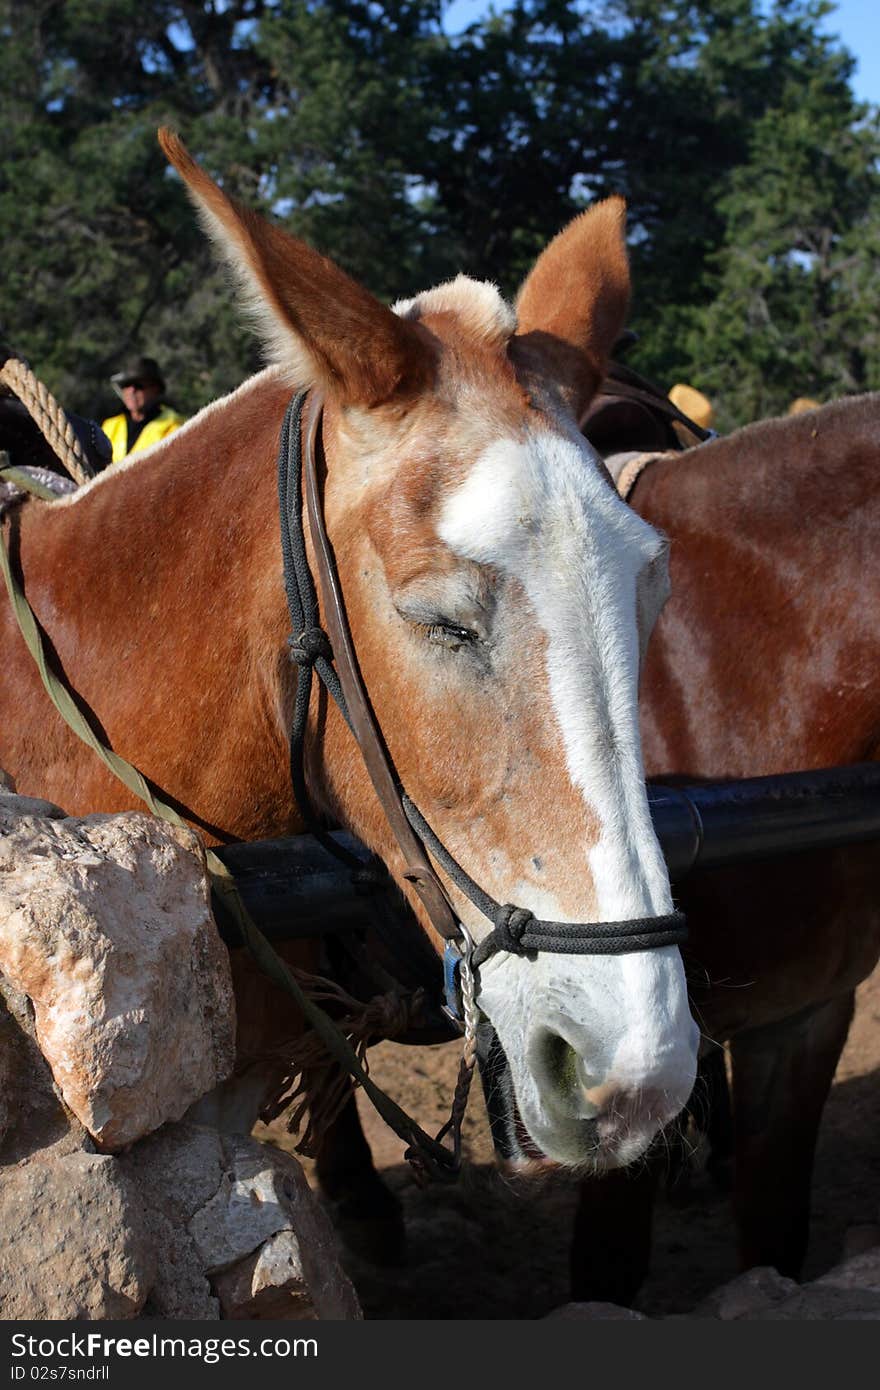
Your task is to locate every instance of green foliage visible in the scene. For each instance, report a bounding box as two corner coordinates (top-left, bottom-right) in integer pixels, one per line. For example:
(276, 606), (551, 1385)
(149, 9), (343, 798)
(597, 0), (879, 423)
(254, 0), (450, 295)
(0, 0), (876, 428)
(683, 95), (880, 427)
(0, 0), (266, 416)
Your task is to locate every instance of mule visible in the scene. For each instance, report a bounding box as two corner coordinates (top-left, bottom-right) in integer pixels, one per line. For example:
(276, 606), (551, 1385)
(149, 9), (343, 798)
(568, 393), (880, 1303)
(0, 134), (698, 1200)
(310, 391), (880, 1293)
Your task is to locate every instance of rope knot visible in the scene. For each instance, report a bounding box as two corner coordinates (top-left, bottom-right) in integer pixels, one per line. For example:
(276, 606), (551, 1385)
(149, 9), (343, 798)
(361, 988), (418, 1041)
(491, 903), (536, 955)
(288, 626), (332, 666)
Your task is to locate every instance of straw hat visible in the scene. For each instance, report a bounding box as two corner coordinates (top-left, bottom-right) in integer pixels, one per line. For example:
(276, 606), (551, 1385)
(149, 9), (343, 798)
(668, 382), (714, 430)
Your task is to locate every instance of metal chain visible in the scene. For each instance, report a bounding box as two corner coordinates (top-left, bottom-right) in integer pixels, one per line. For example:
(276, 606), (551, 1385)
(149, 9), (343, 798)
(0, 358), (93, 487)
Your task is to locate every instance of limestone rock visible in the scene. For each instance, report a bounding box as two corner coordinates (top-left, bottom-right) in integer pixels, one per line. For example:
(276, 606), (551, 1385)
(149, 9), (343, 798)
(752, 1285), (880, 1320)
(545, 1301), (647, 1320)
(139, 1213), (220, 1321)
(189, 1144), (294, 1275)
(123, 1125), (359, 1319)
(0, 1150), (156, 1319)
(0, 1016), (10, 1146)
(691, 1265), (799, 1320)
(680, 1254), (880, 1321)
(0, 802), (236, 1149)
(118, 1120), (225, 1320)
(0, 780), (66, 818)
(119, 1119), (226, 1225)
(814, 1246), (880, 1295)
(0, 971), (86, 1162)
(190, 1135), (361, 1319)
(213, 1230), (319, 1319)
(0, 1118), (356, 1320)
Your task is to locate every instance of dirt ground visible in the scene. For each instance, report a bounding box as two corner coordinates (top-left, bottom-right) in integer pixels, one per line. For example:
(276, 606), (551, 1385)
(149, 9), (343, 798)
(259, 960), (880, 1320)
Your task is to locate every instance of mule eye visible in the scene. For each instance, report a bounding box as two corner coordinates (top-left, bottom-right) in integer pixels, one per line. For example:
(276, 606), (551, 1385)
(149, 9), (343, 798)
(424, 621), (478, 651)
(395, 601), (485, 652)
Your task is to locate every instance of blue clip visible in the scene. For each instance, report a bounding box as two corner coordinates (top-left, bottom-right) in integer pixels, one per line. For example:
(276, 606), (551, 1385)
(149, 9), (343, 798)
(443, 941), (463, 1020)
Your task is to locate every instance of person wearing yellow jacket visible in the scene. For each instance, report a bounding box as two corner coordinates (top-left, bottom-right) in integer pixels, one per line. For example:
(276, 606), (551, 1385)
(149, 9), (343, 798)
(101, 355), (185, 463)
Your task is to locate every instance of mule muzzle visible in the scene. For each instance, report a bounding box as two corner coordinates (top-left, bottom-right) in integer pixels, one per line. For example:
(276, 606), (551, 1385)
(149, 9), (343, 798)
(476, 1021), (694, 1174)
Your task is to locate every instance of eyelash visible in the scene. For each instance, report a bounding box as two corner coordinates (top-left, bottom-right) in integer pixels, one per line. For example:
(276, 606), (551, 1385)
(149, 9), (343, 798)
(420, 621), (480, 651)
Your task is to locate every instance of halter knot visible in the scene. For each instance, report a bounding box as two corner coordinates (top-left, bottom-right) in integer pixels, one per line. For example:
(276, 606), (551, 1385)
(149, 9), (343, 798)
(491, 903), (536, 955)
(288, 626), (332, 666)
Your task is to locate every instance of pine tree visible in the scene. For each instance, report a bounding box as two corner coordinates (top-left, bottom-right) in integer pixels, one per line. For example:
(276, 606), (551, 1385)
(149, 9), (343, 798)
(684, 93), (880, 426)
(1, 0), (874, 427)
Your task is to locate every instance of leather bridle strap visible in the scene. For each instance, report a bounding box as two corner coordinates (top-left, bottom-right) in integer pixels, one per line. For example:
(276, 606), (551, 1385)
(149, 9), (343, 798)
(283, 390), (687, 961)
(300, 392), (461, 944)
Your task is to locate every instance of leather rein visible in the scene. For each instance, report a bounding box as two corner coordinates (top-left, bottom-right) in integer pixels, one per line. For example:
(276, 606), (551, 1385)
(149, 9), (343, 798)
(279, 390), (687, 1015)
(601, 360), (716, 444)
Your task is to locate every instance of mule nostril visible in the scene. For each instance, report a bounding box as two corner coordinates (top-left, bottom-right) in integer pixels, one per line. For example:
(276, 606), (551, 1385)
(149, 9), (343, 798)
(573, 1051), (602, 1093)
(534, 1030), (603, 1117)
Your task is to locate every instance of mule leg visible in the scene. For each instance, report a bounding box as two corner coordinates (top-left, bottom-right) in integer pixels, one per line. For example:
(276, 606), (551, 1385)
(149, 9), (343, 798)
(569, 1157), (661, 1306)
(313, 1089), (406, 1267)
(728, 990), (855, 1278)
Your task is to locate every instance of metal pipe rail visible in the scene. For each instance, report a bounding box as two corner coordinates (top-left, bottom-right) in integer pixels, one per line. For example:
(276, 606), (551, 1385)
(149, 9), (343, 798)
(647, 760), (880, 879)
(214, 761), (880, 941)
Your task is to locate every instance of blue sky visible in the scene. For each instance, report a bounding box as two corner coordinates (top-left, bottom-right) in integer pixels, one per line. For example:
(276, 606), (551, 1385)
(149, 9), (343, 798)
(443, 1), (879, 106)
(819, 0), (879, 105)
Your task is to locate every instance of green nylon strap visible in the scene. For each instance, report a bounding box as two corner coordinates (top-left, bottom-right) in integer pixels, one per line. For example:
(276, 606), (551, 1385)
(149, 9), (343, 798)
(0, 462), (60, 502)
(0, 523), (458, 1177)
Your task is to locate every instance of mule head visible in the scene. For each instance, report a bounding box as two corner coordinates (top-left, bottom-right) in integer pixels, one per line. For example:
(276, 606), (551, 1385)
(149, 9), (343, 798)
(160, 130), (698, 1173)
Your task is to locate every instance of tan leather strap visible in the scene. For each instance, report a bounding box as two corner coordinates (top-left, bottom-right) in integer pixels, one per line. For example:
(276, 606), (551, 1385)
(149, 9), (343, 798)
(301, 392), (461, 943)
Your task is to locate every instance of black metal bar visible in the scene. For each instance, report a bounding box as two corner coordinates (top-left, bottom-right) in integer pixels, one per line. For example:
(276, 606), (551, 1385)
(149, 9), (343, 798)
(213, 762), (880, 938)
(647, 761), (880, 879)
(213, 830), (384, 941)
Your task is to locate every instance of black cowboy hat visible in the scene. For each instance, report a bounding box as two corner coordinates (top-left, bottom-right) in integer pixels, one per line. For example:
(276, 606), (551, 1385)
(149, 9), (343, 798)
(110, 354), (165, 392)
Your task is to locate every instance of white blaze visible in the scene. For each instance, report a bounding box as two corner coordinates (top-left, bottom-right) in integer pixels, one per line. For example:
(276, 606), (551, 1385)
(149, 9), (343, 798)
(438, 426), (670, 921)
(437, 424), (698, 1166)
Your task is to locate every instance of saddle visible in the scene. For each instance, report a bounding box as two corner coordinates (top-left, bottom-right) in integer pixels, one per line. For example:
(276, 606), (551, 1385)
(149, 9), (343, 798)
(0, 374), (112, 509)
(0, 396), (110, 477)
(583, 359), (714, 498)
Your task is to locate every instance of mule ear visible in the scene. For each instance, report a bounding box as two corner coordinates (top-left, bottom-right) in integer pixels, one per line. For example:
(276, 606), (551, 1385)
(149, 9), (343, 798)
(158, 128), (432, 406)
(514, 197), (630, 420)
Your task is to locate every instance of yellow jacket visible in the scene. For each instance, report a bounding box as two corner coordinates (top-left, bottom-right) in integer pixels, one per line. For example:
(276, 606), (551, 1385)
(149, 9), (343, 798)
(101, 405), (185, 463)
